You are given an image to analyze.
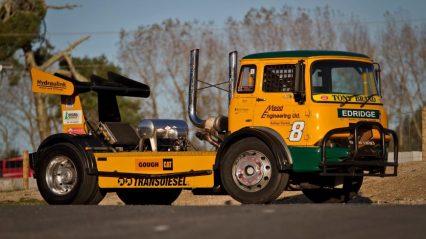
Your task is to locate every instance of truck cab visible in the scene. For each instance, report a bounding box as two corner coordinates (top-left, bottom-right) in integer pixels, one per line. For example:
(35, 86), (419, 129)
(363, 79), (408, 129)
(229, 50), (394, 173)
(216, 50), (397, 203)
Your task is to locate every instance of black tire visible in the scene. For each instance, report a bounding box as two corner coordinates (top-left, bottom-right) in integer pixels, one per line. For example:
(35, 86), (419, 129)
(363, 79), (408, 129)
(85, 188), (107, 205)
(36, 143), (99, 205)
(116, 188), (182, 205)
(220, 137), (289, 204)
(302, 176), (363, 203)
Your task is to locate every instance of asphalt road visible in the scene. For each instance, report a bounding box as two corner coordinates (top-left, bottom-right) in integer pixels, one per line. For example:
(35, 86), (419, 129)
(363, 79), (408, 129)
(1, 204), (425, 239)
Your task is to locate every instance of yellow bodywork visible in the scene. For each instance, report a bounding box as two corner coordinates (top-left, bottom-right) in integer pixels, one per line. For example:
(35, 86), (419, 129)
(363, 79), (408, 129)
(228, 56), (387, 147)
(31, 68), (87, 135)
(31, 68), (75, 95)
(95, 151), (216, 188)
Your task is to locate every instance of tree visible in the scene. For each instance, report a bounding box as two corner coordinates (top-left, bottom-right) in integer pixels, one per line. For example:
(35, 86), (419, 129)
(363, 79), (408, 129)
(0, 0), (88, 146)
(0, 0), (46, 61)
(0, 73), (38, 150)
(340, 16), (375, 58)
(119, 19), (228, 121)
(120, 24), (163, 119)
(379, 11), (425, 148)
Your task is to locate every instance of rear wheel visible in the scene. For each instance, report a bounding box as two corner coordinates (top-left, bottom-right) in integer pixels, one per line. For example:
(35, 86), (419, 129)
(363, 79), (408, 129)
(36, 143), (101, 204)
(220, 137), (288, 204)
(116, 188), (182, 205)
(86, 187), (107, 205)
(302, 176), (363, 203)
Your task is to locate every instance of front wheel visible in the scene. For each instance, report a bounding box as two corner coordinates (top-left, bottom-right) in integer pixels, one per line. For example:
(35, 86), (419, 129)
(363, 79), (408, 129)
(220, 137), (289, 204)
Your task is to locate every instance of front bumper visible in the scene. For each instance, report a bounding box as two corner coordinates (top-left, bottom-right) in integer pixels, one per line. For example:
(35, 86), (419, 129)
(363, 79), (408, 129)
(320, 121), (398, 177)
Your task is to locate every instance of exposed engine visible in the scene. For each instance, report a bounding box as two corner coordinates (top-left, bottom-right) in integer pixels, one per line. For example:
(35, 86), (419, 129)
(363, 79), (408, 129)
(137, 119), (189, 152)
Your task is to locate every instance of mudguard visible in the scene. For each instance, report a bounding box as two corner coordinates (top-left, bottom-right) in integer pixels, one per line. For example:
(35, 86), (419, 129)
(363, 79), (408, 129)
(31, 133), (105, 177)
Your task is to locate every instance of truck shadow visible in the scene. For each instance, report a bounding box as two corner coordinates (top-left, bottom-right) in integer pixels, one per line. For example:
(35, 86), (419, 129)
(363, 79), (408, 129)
(273, 194), (374, 204)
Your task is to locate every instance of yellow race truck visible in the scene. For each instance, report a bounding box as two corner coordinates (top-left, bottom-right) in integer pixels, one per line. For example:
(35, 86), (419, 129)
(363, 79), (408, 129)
(30, 49), (398, 204)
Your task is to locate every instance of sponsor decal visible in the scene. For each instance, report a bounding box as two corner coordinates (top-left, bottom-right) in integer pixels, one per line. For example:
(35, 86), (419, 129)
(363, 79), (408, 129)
(349, 140), (376, 146)
(332, 94), (377, 103)
(66, 127), (85, 135)
(313, 94), (381, 104)
(63, 110), (83, 125)
(37, 79), (66, 91)
(337, 109), (380, 119)
(117, 176), (188, 187)
(261, 105), (300, 120)
(163, 158), (173, 170)
(135, 159), (161, 171)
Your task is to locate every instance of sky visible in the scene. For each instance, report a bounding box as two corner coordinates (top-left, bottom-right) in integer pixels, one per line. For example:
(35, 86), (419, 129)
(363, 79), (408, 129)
(44, 0), (426, 62)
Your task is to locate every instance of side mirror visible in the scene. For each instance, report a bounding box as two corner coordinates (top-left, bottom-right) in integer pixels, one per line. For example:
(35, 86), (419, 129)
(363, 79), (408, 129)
(373, 63), (382, 97)
(294, 60), (306, 104)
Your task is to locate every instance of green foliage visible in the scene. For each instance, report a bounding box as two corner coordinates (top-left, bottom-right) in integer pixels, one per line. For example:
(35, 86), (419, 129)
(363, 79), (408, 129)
(63, 55), (121, 78)
(117, 97), (142, 127)
(0, 0), (47, 60)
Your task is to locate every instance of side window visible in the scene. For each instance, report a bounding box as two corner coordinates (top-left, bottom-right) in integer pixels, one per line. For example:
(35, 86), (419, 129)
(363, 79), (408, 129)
(237, 65), (256, 93)
(263, 64), (296, 92)
(311, 69), (324, 93)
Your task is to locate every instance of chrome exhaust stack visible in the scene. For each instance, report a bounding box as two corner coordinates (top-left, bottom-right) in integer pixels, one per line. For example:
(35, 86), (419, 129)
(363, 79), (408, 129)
(188, 49), (232, 148)
(188, 49), (205, 129)
(228, 51), (238, 105)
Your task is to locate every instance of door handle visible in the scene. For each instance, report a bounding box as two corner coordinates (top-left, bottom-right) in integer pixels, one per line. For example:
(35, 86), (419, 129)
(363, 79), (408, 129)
(256, 98), (266, 102)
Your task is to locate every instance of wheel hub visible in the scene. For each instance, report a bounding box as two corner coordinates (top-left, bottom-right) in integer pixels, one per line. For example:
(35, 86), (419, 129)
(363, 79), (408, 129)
(232, 150), (272, 192)
(45, 156), (77, 195)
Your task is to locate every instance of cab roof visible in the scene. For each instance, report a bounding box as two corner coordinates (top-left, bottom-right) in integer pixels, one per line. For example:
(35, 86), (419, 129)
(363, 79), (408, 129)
(242, 50), (369, 60)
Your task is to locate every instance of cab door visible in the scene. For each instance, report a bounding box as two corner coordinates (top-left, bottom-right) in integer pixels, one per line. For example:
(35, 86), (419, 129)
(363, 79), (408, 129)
(253, 63), (308, 146)
(228, 65), (257, 133)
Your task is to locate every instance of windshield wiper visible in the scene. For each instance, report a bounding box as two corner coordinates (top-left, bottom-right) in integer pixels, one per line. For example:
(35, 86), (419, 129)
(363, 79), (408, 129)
(360, 94), (378, 108)
(340, 94), (359, 107)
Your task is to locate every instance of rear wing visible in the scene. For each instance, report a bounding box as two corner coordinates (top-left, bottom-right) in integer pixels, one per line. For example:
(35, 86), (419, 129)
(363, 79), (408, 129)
(31, 68), (150, 97)
(31, 68), (150, 135)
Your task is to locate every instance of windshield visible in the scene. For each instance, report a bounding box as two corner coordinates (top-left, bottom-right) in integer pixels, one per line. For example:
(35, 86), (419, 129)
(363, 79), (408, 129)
(310, 60), (379, 100)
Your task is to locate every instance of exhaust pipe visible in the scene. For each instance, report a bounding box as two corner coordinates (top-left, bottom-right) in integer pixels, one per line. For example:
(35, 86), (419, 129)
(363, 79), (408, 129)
(188, 49), (231, 136)
(228, 51), (238, 105)
(188, 49), (205, 129)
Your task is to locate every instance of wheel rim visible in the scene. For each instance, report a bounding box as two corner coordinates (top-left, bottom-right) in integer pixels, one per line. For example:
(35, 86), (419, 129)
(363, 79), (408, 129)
(45, 156), (78, 195)
(232, 150), (272, 192)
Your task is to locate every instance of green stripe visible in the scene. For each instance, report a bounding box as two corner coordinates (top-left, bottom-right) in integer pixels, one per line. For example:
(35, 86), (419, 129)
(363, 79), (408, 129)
(243, 50), (369, 60)
(289, 146), (349, 172)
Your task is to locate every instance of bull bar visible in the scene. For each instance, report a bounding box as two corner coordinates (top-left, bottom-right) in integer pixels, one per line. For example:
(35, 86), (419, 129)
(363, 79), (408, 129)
(320, 121), (399, 177)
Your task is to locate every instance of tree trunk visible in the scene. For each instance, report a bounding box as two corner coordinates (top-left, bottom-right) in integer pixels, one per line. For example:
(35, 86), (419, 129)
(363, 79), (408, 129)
(24, 49), (52, 141)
